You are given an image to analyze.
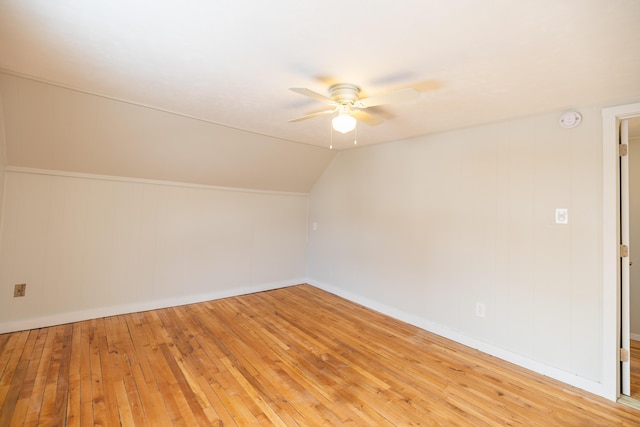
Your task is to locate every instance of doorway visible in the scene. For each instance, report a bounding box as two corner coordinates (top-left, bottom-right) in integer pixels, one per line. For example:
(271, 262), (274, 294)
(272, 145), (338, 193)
(627, 117), (640, 400)
(602, 102), (640, 403)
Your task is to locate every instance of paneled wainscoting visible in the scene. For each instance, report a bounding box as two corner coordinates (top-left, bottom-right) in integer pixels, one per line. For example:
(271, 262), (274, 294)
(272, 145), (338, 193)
(1, 284), (639, 425)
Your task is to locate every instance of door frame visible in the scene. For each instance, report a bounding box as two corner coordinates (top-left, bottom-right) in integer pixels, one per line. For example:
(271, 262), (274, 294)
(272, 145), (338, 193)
(620, 119), (630, 396)
(602, 102), (640, 401)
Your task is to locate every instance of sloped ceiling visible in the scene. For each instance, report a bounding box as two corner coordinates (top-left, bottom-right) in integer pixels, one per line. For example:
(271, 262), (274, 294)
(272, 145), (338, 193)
(1, 0), (640, 190)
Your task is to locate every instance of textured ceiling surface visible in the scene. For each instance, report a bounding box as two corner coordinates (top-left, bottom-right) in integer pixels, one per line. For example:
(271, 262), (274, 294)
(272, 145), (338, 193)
(1, 0), (640, 150)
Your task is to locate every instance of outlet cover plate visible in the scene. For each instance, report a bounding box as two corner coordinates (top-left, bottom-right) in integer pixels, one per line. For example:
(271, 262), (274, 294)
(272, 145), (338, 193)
(555, 208), (569, 224)
(14, 283), (26, 297)
(475, 302), (486, 318)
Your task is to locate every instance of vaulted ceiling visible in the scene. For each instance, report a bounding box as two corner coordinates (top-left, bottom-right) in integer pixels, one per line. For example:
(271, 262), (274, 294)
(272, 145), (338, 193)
(1, 1), (640, 190)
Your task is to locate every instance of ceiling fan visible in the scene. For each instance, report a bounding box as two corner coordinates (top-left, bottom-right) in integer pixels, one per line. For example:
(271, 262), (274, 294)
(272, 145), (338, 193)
(289, 83), (419, 134)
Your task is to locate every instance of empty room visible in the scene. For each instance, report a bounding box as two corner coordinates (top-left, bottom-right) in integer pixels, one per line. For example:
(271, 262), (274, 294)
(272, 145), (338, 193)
(2, 0), (640, 425)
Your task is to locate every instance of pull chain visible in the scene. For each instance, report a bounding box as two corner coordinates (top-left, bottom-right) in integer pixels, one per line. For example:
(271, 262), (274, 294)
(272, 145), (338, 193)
(354, 122), (358, 145)
(329, 125), (333, 150)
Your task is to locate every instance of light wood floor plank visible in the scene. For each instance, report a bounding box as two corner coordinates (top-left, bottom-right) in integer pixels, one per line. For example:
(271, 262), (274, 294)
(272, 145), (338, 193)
(52, 324), (73, 425)
(23, 326), (60, 426)
(0, 331), (35, 427)
(11, 330), (47, 426)
(1, 284), (640, 425)
(0, 331), (30, 415)
(65, 323), (82, 427)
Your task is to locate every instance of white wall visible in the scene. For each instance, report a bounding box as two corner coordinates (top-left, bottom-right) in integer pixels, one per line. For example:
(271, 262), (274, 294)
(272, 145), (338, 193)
(308, 107), (603, 390)
(0, 170), (308, 333)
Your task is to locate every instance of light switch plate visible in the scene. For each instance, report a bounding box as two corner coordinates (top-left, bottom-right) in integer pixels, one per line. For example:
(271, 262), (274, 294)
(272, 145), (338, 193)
(555, 208), (569, 224)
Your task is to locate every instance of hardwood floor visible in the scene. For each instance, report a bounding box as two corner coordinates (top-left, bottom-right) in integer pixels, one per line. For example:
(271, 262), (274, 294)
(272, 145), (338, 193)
(1, 284), (639, 426)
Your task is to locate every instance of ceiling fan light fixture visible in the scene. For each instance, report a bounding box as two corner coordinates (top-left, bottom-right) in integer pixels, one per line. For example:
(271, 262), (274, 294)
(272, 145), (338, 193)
(332, 114), (357, 134)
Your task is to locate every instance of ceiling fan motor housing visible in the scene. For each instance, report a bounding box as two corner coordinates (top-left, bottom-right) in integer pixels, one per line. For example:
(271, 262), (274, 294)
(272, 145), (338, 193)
(329, 83), (360, 104)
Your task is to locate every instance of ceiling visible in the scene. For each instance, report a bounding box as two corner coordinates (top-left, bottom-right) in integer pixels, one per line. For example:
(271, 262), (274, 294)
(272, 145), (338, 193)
(1, 0), (639, 151)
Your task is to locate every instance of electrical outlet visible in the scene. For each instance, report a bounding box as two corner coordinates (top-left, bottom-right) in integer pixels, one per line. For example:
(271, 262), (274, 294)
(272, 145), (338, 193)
(475, 302), (486, 318)
(14, 283), (26, 297)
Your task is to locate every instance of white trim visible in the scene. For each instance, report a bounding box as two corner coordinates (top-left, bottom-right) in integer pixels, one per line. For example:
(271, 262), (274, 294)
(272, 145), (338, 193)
(630, 333), (640, 341)
(602, 102), (640, 401)
(620, 120), (631, 396)
(4, 166), (308, 197)
(309, 280), (608, 397)
(0, 279), (306, 334)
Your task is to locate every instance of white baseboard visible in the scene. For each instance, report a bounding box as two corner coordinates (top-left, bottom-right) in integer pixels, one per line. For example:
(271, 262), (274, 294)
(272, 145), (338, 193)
(307, 280), (610, 400)
(0, 279), (305, 334)
(631, 333), (640, 341)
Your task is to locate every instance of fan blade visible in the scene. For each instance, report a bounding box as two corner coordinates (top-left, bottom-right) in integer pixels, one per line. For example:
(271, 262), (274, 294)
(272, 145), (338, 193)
(352, 110), (383, 126)
(289, 108), (336, 122)
(289, 87), (335, 104)
(355, 88), (418, 108)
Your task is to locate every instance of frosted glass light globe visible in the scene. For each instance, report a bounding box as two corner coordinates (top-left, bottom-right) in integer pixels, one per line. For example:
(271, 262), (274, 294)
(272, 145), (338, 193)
(332, 114), (357, 133)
